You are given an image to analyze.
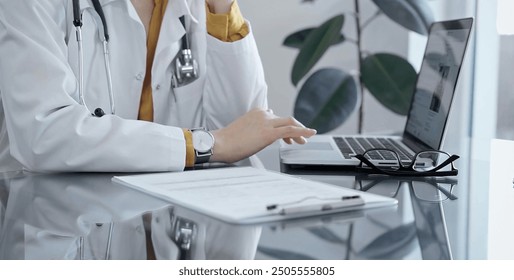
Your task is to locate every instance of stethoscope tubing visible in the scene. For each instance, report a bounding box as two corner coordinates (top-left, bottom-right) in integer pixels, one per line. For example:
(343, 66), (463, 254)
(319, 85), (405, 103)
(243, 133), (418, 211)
(102, 40), (115, 115)
(73, 0), (115, 116)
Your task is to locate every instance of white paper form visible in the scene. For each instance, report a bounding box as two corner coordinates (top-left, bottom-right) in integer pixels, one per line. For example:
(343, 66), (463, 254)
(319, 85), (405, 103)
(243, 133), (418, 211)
(112, 167), (397, 224)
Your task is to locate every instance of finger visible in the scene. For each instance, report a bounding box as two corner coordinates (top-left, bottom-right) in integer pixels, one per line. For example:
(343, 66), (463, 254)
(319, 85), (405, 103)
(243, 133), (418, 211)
(282, 137), (293, 145)
(292, 136), (307, 144)
(275, 126), (316, 141)
(270, 116), (306, 128)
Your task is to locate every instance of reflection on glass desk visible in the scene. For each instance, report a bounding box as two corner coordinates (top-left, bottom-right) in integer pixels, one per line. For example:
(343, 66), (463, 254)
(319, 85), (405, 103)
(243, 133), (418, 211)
(257, 173), (455, 260)
(0, 168), (498, 260)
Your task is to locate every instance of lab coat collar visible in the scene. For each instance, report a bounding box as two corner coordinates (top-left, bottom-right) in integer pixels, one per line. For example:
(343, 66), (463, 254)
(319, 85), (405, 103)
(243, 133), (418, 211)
(77, 0), (199, 32)
(172, 0), (200, 24)
(78, 0), (200, 16)
(162, 0), (200, 43)
(78, 0), (120, 8)
(75, 0), (142, 41)
(78, 0), (201, 89)
(102, 0), (120, 4)
(98, 0), (123, 5)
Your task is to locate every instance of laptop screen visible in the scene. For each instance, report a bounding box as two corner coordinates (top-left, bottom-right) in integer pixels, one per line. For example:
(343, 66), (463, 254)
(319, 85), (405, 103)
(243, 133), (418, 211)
(403, 18), (473, 150)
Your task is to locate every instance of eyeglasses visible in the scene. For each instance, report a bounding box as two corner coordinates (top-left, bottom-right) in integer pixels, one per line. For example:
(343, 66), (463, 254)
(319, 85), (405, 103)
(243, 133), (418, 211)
(353, 149), (459, 177)
(356, 174), (458, 203)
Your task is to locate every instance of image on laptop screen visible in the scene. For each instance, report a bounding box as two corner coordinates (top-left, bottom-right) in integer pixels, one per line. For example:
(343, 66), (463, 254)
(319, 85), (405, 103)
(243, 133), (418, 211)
(404, 19), (473, 150)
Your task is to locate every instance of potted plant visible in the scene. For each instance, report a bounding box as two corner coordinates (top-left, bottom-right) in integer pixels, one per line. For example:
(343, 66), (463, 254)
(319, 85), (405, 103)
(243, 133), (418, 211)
(284, 0), (434, 133)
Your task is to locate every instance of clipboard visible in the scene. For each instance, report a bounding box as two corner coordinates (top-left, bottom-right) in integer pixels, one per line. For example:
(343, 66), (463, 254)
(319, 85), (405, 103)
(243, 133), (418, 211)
(112, 167), (397, 224)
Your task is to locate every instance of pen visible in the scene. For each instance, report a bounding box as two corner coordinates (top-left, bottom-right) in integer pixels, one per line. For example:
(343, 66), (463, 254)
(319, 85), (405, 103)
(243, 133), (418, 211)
(266, 195), (364, 215)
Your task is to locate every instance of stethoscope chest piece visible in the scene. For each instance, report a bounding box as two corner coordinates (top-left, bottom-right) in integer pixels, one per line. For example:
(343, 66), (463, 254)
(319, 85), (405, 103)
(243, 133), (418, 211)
(171, 16), (199, 89)
(172, 48), (199, 88)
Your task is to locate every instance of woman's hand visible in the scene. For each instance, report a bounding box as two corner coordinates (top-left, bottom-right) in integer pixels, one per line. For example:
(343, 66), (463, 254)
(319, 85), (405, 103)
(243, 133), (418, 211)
(205, 0), (233, 14)
(210, 108), (317, 163)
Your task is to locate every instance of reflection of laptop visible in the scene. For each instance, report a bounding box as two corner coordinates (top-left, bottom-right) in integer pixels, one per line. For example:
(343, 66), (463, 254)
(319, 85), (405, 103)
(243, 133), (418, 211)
(280, 18), (473, 168)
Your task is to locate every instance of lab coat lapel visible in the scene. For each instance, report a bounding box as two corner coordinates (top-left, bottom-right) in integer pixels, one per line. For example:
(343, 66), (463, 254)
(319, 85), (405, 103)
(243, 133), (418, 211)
(152, 0), (198, 88)
(78, 0), (140, 26)
(100, 0), (121, 4)
(78, 0), (120, 9)
(79, 0), (140, 25)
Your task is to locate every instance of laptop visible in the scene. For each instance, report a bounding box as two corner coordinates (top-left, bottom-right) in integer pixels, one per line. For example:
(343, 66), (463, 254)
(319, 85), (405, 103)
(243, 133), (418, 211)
(280, 17), (474, 168)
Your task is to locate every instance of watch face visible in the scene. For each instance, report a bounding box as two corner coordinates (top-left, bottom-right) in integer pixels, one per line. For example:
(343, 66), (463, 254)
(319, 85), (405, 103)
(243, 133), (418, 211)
(192, 130), (214, 153)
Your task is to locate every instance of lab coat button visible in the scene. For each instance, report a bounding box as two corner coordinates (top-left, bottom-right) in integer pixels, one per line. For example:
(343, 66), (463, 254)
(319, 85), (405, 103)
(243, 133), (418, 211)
(155, 84), (161, 90)
(136, 73), (144, 81)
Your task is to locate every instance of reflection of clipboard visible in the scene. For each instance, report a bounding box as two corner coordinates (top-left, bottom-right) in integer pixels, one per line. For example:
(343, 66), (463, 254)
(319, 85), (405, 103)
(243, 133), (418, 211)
(257, 211), (364, 260)
(113, 167), (397, 224)
(266, 209), (366, 232)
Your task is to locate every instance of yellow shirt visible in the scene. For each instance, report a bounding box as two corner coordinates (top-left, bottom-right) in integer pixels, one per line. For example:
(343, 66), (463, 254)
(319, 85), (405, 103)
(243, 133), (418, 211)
(137, 0), (167, 123)
(138, 0), (248, 167)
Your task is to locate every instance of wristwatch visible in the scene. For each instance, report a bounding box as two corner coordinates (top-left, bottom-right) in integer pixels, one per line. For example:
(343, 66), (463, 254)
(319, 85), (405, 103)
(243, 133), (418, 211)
(191, 128), (215, 164)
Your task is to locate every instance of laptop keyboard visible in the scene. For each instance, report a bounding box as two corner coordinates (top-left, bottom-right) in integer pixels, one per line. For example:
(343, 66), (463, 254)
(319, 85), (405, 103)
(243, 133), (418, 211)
(333, 137), (413, 161)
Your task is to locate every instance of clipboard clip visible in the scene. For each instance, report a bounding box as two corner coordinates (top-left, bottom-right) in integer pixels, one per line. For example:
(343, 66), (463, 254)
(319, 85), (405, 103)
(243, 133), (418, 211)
(266, 195), (365, 215)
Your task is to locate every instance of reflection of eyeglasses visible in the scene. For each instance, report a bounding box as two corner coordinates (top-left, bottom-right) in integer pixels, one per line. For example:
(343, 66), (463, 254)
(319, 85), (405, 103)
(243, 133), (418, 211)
(356, 175), (458, 203)
(353, 149), (459, 177)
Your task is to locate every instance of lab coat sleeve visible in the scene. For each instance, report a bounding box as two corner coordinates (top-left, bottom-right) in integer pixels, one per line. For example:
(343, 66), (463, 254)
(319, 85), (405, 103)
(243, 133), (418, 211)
(0, 1), (186, 172)
(203, 21), (268, 130)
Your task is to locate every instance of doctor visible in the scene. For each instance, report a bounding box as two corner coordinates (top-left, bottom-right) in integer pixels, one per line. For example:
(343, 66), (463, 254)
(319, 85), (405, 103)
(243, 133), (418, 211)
(0, 0), (316, 172)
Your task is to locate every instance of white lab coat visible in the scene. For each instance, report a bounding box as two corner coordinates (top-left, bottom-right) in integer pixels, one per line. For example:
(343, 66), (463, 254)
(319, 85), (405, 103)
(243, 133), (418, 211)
(0, 0), (268, 172)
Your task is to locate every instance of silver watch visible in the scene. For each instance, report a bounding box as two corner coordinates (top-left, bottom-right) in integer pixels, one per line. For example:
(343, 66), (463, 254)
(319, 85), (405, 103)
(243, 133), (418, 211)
(191, 128), (214, 164)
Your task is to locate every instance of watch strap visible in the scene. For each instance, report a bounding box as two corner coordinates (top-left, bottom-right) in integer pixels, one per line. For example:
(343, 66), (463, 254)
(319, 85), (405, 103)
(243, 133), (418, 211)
(194, 149), (212, 164)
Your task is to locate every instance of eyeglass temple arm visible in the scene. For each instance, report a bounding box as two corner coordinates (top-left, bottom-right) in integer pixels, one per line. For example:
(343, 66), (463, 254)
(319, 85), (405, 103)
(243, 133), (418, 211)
(354, 155), (386, 173)
(433, 184), (458, 200)
(355, 155), (423, 175)
(357, 178), (385, 192)
(430, 155), (460, 172)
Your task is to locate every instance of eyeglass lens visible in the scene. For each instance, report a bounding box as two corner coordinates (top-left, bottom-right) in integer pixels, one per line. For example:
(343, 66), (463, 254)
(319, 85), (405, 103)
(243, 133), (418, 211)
(362, 149), (453, 173)
(360, 179), (453, 202)
(412, 181), (453, 202)
(363, 149), (402, 171)
(413, 151), (451, 172)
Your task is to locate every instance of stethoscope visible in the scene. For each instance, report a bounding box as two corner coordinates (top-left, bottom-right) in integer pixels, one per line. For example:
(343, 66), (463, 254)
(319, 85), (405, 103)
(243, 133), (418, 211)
(72, 0), (198, 117)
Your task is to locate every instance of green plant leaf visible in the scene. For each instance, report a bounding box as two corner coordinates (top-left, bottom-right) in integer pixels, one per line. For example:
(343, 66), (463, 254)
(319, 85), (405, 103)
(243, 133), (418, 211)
(361, 53), (417, 115)
(371, 0), (434, 35)
(294, 68), (358, 133)
(291, 14), (345, 86)
(283, 28), (345, 49)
